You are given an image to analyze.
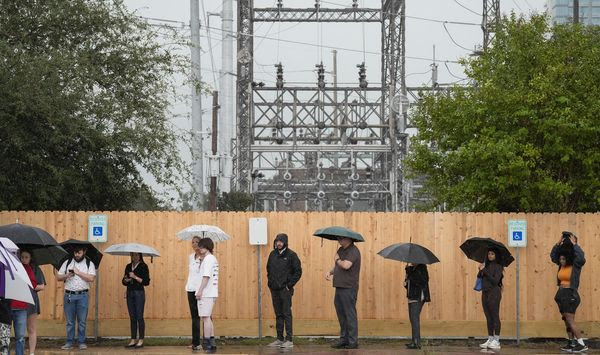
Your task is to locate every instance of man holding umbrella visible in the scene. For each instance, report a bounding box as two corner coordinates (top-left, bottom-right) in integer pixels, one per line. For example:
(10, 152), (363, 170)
(56, 246), (96, 350)
(317, 227), (362, 350)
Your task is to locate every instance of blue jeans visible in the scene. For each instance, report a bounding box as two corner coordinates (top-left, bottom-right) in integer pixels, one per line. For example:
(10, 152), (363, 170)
(126, 290), (145, 339)
(11, 309), (27, 355)
(64, 292), (89, 345)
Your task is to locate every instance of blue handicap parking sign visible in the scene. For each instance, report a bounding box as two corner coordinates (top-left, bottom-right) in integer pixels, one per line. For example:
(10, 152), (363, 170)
(512, 231), (522, 241)
(93, 226), (103, 236)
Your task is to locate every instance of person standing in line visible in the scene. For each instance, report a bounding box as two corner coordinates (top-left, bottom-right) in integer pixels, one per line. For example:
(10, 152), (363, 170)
(478, 249), (503, 350)
(404, 263), (430, 349)
(551, 232), (587, 353)
(0, 297), (10, 355)
(185, 236), (203, 351)
(325, 236), (361, 350)
(21, 250), (45, 355)
(122, 252), (150, 349)
(195, 238), (219, 354)
(56, 246), (96, 350)
(11, 251), (38, 355)
(266, 233), (302, 349)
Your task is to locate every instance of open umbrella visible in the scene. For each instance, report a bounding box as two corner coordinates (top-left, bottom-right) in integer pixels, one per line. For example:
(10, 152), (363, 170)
(0, 240), (34, 304)
(59, 239), (103, 268)
(176, 225), (231, 243)
(0, 237), (19, 256)
(378, 243), (440, 264)
(313, 226), (365, 242)
(460, 237), (514, 267)
(0, 223), (68, 268)
(104, 243), (160, 258)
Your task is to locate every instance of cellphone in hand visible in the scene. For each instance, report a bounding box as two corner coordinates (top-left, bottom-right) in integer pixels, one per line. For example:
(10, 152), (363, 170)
(68, 269), (74, 274)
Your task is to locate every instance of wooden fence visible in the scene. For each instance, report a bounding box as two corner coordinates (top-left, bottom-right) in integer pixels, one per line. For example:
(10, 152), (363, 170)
(1, 211), (599, 338)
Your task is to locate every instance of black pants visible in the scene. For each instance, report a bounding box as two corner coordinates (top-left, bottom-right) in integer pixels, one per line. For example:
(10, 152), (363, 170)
(334, 288), (358, 346)
(482, 288), (502, 336)
(270, 288), (293, 341)
(126, 290), (145, 339)
(187, 291), (201, 346)
(408, 301), (424, 345)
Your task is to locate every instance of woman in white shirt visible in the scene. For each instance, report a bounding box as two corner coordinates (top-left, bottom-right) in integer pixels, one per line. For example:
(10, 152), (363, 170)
(195, 238), (219, 354)
(185, 236), (203, 351)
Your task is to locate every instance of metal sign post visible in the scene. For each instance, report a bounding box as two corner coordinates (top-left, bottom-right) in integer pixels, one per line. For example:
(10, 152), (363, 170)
(249, 218), (268, 338)
(508, 219), (527, 345)
(88, 215), (108, 342)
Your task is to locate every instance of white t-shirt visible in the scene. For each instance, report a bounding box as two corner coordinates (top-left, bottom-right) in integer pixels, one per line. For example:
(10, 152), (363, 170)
(185, 253), (203, 292)
(58, 258), (96, 291)
(198, 253), (219, 298)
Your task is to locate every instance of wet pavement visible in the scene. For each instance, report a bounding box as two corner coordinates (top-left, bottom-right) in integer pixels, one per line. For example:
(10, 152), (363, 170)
(32, 344), (599, 354)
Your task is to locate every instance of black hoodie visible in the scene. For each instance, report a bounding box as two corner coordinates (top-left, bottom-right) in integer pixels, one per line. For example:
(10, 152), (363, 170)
(266, 234), (302, 291)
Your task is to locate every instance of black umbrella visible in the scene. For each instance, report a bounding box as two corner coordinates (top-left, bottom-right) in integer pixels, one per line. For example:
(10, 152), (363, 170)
(59, 239), (103, 268)
(378, 243), (440, 264)
(460, 237), (514, 267)
(0, 223), (68, 268)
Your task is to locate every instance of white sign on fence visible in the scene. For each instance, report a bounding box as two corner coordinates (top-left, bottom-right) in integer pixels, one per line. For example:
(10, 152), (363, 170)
(508, 219), (527, 248)
(88, 215), (108, 243)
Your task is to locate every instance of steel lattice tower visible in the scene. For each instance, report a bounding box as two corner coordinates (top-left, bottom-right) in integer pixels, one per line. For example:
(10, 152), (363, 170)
(482, 0), (500, 49)
(234, 0), (407, 211)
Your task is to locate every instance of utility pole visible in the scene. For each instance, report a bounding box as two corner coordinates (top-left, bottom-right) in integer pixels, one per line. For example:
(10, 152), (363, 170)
(431, 45), (438, 88)
(220, 0), (234, 193)
(573, 0), (580, 23)
(190, 0), (204, 207)
(210, 91), (220, 211)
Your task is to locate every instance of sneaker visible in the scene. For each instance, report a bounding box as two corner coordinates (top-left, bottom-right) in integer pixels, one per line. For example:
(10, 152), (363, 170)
(279, 340), (294, 348)
(78, 343), (88, 350)
(487, 340), (501, 350)
(60, 344), (73, 350)
(331, 341), (349, 349)
(479, 339), (491, 348)
(267, 339), (284, 347)
(572, 343), (588, 353)
(406, 343), (421, 349)
(191, 345), (203, 351)
(343, 343), (359, 349)
(561, 340), (575, 352)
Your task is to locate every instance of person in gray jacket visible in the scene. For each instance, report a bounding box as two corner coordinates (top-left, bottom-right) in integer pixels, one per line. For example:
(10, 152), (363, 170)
(551, 231), (587, 353)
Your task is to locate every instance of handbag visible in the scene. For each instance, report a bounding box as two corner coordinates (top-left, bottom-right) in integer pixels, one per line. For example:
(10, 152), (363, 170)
(474, 277), (483, 292)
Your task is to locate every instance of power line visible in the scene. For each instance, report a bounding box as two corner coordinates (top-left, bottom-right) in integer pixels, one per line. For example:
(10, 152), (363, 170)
(511, 0), (524, 12)
(443, 22), (473, 52)
(444, 62), (467, 81)
(200, 0), (219, 88)
(452, 0), (481, 16)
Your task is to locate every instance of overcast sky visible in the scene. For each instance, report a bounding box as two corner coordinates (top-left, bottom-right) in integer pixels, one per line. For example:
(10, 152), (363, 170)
(123, 0), (548, 199)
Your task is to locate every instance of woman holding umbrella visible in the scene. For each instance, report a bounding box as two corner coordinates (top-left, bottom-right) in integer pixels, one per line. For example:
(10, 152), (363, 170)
(122, 252), (150, 348)
(477, 248), (504, 350)
(378, 242), (438, 349)
(20, 250), (46, 355)
(11, 251), (38, 355)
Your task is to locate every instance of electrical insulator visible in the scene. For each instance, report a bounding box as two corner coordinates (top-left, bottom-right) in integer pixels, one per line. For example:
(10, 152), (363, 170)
(316, 62), (325, 89)
(275, 63), (284, 89)
(357, 62), (368, 88)
(277, 0), (283, 10)
(352, 0), (358, 8)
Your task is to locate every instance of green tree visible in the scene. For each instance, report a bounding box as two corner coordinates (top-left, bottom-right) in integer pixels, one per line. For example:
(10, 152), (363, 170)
(217, 191), (253, 212)
(0, 0), (192, 210)
(407, 14), (600, 212)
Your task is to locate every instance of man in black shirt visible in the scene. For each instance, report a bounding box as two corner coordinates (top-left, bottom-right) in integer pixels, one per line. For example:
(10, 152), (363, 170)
(266, 233), (302, 349)
(325, 237), (361, 349)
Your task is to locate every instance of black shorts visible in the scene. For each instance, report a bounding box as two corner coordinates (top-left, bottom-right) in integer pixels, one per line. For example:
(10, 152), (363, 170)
(555, 288), (580, 314)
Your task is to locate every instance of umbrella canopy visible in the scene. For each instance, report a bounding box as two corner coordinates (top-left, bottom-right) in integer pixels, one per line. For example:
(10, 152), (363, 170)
(0, 223), (68, 268)
(460, 237), (514, 267)
(0, 237), (19, 255)
(0, 240), (34, 304)
(378, 243), (440, 264)
(59, 239), (103, 268)
(104, 243), (161, 257)
(176, 225), (231, 243)
(313, 226), (365, 242)
(0, 223), (58, 246)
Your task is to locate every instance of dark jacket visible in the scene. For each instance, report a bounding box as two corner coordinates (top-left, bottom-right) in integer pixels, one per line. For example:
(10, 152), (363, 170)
(266, 234), (302, 291)
(551, 244), (585, 290)
(404, 264), (431, 302)
(478, 261), (503, 292)
(122, 262), (150, 292)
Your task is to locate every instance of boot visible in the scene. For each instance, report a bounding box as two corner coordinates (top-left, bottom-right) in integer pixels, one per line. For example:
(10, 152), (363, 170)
(205, 337), (216, 354)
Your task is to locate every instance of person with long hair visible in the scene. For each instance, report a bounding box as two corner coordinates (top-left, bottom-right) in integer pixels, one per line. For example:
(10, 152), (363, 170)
(404, 263), (431, 349)
(478, 249), (503, 350)
(11, 251), (38, 355)
(195, 237), (219, 354)
(122, 252), (150, 348)
(185, 236), (204, 351)
(551, 232), (587, 353)
(20, 250), (45, 355)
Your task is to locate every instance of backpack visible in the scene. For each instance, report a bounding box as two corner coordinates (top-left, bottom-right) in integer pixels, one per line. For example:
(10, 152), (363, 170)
(65, 256), (93, 271)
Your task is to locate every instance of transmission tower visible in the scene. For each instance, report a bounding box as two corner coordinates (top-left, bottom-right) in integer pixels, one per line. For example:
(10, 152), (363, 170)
(234, 0), (407, 212)
(482, 0), (500, 49)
